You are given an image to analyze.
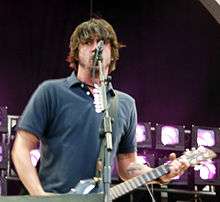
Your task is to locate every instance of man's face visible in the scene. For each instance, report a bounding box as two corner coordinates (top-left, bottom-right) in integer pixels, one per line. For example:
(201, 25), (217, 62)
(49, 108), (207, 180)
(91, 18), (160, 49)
(78, 38), (111, 75)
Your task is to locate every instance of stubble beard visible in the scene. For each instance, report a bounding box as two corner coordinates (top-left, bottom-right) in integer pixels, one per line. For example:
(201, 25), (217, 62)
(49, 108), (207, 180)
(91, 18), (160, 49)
(78, 59), (99, 80)
(79, 57), (110, 82)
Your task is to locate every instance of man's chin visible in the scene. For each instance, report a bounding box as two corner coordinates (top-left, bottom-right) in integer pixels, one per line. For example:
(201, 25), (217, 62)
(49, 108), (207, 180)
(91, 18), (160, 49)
(90, 66), (100, 77)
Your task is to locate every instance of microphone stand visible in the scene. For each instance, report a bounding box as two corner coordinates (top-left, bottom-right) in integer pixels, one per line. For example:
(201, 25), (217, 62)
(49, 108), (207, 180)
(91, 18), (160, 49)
(97, 59), (113, 202)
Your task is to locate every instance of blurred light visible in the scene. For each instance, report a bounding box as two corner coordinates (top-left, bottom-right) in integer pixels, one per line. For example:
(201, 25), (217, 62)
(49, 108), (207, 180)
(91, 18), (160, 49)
(200, 163), (216, 180)
(155, 124), (185, 151)
(172, 175), (180, 180)
(197, 129), (215, 147)
(194, 160), (216, 180)
(194, 158), (220, 185)
(136, 122), (152, 149)
(111, 160), (119, 181)
(136, 124), (146, 143)
(161, 126), (179, 145)
(137, 155), (148, 165)
(0, 146), (2, 162)
(137, 149), (155, 167)
(192, 126), (220, 153)
(30, 149), (40, 167)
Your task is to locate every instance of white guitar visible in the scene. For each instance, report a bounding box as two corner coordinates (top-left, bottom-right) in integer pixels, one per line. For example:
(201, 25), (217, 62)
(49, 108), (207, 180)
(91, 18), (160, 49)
(71, 146), (216, 200)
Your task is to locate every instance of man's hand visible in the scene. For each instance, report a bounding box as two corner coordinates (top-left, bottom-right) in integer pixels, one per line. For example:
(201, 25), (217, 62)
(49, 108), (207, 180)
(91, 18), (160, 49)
(40, 191), (58, 196)
(159, 153), (190, 184)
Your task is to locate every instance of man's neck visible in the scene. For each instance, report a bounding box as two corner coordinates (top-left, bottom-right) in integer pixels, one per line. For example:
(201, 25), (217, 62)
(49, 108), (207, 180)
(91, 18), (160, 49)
(77, 66), (99, 86)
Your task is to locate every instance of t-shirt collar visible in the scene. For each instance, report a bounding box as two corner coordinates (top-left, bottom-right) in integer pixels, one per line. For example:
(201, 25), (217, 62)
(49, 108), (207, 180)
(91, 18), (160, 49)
(66, 71), (115, 97)
(66, 71), (80, 88)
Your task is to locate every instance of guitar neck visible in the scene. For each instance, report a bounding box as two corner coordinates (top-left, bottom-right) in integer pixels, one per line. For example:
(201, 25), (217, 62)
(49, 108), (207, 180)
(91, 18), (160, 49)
(110, 164), (170, 200)
(72, 146), (215, 200)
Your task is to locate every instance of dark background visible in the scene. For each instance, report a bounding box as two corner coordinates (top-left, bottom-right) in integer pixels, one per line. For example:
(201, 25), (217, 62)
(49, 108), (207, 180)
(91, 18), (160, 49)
(0, 0), (220, 126)
(1, 0), (220, 201)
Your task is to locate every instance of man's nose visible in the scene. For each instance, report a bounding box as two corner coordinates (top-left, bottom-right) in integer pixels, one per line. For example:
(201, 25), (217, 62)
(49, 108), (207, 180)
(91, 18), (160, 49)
(91, 41), (98, 52)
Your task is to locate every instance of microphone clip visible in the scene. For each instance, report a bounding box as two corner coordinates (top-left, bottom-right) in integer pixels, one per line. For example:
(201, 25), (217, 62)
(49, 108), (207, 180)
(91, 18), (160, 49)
(93, 40), (104, 66)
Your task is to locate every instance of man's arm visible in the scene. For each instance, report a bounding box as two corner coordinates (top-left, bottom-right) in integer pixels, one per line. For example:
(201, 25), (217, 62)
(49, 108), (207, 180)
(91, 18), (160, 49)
(117, 152), (152, 180)
(11, 130), (51, 196)
(117, 152), (189, 183)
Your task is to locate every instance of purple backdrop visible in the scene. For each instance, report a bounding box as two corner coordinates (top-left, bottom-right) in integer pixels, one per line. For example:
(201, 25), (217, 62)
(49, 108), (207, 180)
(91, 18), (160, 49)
(0, 0), (220, 127)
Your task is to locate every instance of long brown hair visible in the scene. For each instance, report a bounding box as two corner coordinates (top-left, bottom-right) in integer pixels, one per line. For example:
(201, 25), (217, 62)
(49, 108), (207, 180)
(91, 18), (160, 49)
(66, 18), (124, 73)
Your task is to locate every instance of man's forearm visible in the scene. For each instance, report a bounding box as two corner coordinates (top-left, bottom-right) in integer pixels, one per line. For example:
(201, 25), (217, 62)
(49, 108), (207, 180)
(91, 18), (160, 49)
(12, 146), (45, 195)
(117, 152), (153, 180)
(11, 130), (46, 196)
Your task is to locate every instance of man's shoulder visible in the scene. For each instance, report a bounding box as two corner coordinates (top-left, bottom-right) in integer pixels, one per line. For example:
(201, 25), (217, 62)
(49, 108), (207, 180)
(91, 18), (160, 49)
(41, 78), (66, 87)
(31, 78), (68, 99)
(37, 78), (67, 91)
(114, 90), (135, 105)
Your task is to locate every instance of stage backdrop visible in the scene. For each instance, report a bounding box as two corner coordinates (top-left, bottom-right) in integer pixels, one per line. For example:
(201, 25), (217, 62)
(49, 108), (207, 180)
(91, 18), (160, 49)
(0, 0), (220, 127)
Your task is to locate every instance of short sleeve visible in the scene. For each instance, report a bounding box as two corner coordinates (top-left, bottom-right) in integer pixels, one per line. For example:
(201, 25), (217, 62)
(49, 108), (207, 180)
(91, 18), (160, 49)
(17, 82), (51, 139)
(117, 99), (137, 154)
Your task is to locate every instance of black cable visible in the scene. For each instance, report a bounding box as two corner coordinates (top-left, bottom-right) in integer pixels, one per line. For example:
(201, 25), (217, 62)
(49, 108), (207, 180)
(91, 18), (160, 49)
(90, 0), (93, 19)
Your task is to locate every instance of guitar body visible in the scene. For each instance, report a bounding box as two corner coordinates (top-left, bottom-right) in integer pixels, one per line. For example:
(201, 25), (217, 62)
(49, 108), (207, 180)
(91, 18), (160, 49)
(69, 179), (98, 195)
(0, 193), (104, 202)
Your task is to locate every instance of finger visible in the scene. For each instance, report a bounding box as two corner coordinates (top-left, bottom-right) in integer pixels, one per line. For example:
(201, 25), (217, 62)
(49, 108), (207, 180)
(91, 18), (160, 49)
(178, 158), (190, 171)
(169, 153), (176, 160)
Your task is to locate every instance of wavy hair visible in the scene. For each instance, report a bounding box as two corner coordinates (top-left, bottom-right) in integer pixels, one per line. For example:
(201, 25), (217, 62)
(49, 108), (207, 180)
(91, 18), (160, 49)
(66, 18), (124, 73)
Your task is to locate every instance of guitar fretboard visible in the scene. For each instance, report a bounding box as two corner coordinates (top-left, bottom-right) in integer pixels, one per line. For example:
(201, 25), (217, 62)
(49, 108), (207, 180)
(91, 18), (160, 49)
(110, 164), (170, 200)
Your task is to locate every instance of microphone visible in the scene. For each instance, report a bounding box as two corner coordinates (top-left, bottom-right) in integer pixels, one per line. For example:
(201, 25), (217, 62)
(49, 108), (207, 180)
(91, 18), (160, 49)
(93, 40), (104, 66)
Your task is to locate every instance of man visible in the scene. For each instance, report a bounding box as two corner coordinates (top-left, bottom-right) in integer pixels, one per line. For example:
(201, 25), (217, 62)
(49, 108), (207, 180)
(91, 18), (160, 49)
(12, 18), (189, 196)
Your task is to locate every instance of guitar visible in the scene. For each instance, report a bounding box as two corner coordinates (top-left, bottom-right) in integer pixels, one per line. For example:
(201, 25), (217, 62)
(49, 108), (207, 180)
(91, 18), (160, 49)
(71, 146), (216, 200)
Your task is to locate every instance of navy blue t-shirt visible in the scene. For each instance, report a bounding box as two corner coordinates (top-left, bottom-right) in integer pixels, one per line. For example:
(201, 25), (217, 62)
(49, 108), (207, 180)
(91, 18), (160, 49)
(17, 72), (137, 193)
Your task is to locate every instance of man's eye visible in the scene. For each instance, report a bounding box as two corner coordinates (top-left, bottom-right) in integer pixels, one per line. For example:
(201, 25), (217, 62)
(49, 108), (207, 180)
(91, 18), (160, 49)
(103, 40), (109, 45)
(85, 41), (92, 45)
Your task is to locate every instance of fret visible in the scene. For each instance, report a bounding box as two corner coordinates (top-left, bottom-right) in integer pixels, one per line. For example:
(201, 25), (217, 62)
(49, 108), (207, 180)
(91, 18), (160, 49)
(136, 175), (146, 185)
(111, 186), (119, 198)
(154, 167), (162, 177)
(130, 177), (139, 188)
(120, 183), (129, 194)
(108, 147), (216, 200)
(127, 180), (135, 189)
(157, 166), (164, 175)
(129, 179), (137, 189)
(158, 165), (165, 175)
(133, 176), (142, 187)
(147, 169), (156, 180)
(157, 165), (167, 176)
(151, 169), (160, 179)
(123, 180), (133, 191)
(164, 164), (170, 171)
(161, 164), (170, 175)
(116, 184), (124, 196)
(110, 189), (117, 200)
(142, 173), (150, 181)
(112, 186), (121, 198)
(111, 164), (170, 200)
(111, 166), (166, 200)
(111, 164), (171, 200)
